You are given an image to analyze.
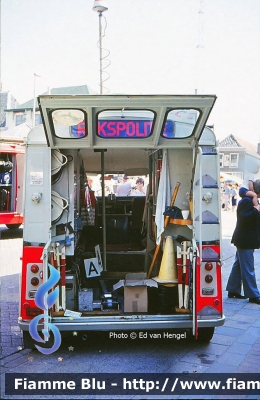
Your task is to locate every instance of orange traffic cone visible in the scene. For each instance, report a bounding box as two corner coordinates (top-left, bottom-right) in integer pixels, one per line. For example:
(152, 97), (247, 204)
(154, 236), (178, 284)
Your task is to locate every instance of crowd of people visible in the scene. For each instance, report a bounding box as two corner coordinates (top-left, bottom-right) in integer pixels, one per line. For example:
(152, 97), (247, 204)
(116, 175), (146, 196)
(222, 176), (260, 213)
(86, 174), (147, 197)
(222, 182), (239, 211)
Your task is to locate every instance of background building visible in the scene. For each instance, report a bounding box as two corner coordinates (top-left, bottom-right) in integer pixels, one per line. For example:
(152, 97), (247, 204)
(0, 91), (19, 130)
(2, 85), (96, 132)
(218, 134), (260, 181)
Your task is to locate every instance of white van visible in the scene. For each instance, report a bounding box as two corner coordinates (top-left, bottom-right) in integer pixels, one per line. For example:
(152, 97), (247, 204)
(19, 95), (225, 350)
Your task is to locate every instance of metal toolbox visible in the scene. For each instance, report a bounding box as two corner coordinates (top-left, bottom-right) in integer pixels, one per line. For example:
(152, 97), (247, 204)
(78, 288), (93, 312)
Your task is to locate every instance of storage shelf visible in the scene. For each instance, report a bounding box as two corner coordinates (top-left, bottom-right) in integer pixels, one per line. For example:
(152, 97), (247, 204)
(97, 213), (132, 217)
(169, 219), (193, 225)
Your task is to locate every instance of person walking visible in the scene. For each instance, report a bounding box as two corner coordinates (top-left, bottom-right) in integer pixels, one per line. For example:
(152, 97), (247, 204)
(226, 180), (260, 304)
(223, 183), (231, 211)
(230, 184), (238, 212)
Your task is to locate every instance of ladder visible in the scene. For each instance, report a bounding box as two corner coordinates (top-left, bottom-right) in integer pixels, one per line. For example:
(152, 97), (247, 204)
(192, 143), (222, 338)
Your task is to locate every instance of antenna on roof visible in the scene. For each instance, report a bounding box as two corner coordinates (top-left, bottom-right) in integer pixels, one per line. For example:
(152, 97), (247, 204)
(93, 0), (110, 95)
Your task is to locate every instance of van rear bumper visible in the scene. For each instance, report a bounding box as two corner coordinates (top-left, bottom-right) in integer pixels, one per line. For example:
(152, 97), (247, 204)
(19, 314), (225, 332)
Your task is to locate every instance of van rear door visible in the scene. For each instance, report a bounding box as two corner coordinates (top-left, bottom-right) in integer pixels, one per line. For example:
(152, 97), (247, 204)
(38, 95), (216, 150)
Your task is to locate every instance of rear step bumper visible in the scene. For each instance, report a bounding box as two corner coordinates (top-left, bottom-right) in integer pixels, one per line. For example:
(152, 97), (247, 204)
(19, 315), (225, 332)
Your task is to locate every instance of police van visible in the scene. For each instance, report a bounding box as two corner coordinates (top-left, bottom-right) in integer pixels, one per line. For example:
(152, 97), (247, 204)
(18, 95), (225, 349)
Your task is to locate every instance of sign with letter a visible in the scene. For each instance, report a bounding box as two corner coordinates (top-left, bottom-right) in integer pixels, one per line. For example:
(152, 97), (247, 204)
(84, 258), (102, 278)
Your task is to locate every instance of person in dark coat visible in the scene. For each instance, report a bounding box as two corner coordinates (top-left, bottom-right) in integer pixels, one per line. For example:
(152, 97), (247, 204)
(226, 179), (260, 304)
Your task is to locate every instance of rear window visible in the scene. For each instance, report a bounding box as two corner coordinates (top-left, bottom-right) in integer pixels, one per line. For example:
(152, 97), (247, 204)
(51, 109), (87, 139)
(162, 109), (200, 138)
(96, 110), (155, 138)
(49, 107), (201, 140)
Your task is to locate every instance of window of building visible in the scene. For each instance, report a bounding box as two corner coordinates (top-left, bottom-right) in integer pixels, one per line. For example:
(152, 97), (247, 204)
(223, 154), (230, 166)
(35, 113), (42, 126)
(15, 114), (26, 126)
(219, 153), (224, 168)
(229, 153), (239, 168)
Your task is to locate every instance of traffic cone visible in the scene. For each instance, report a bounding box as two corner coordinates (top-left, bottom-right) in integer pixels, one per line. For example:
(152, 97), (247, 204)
(154, 236), (178, 284)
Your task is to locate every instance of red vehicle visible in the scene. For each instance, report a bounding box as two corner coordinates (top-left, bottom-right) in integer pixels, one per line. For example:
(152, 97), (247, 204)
(0, 142), (24, 229)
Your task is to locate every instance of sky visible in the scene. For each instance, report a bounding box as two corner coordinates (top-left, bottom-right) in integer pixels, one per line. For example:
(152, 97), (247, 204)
(1, 0), (260, 146)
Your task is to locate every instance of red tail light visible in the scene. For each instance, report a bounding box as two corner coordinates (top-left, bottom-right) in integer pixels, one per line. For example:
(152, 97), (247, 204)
(31, 264), (39, 273)
(205, 274), (213, 283)
(205, 262), (213, 271)
(31, 277), (39, 286)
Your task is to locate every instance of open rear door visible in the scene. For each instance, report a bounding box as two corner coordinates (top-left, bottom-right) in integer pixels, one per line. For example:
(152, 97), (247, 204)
(38, 94), (216, 150)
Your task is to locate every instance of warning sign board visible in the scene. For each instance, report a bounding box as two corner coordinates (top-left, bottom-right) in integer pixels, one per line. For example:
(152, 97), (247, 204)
(84, 258), (102, 278)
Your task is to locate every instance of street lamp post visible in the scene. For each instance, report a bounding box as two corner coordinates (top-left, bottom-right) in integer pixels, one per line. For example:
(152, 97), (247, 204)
(93, 0), (108, 95)
(32, 73), (41, 128)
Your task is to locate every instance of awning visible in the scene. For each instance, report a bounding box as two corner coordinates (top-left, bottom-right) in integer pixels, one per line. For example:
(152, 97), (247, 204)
(220, 172), (242, 185)
(0, 123), (31, 143)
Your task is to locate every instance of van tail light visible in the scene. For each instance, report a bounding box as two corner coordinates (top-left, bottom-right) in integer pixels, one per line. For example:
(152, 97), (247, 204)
(205, 274), (213, 283)
(31, 264), (39, 273)
(31, 277), (39, 286)
(20, 246), (44, 320)
(205, 262), (213, 271)
(197, 246), (223, 316)
(23, 302), (42, 317)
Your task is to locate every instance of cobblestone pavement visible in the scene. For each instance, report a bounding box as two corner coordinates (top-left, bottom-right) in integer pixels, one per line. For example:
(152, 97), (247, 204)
(1, 213), (260, 399)
(0, 226), (23, 357)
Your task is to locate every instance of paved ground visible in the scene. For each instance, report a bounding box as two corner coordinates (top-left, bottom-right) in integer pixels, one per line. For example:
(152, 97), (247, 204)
(1, 212), (260, 399)
(218, 210), (260, 375)
(0, 226), (23, 356)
